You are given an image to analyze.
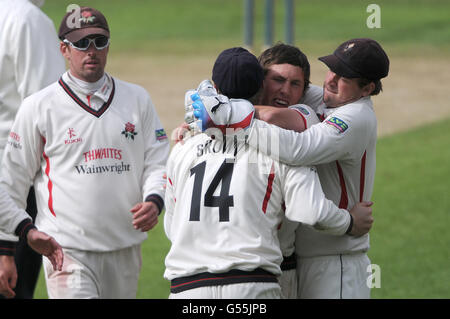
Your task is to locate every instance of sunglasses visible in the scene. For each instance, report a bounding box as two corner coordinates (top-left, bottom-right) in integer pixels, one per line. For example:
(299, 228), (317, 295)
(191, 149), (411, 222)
(63, 36), (110, 51)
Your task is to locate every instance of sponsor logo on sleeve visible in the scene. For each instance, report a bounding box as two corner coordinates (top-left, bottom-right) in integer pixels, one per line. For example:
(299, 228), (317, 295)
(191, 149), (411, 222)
(155, 128), (167, 141)
(292, 105), (310, 115)
(7, 131), (22, 149)
(325, 117), (349, 133)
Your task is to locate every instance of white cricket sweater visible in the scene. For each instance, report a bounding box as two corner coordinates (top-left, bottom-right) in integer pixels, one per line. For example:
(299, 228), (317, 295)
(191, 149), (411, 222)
(0, 71), (170, 251)
(248, 93), (377, 257)
(0, 0), (65, 163)
(164, 131), (351, 281)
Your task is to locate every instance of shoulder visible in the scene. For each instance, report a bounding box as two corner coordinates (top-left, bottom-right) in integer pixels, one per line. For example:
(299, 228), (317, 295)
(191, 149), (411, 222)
(331, 97), (375, 120)
(16, 81), (61, 117)
(324, 97), (376, 135)
(299, 84), (324, 111)
(4, 0), (53, 29)
(171, 133), (206, 154)
(289, 104), (314, 115)
(303, 84), (323, 99)
(288, 104), (321, 129)
(113, 78), (150, 97)
(1, 1), (58, 51)
(111, 78), (157, 115)
(167, 134), (207, 172)
(23, 81), (61, 104)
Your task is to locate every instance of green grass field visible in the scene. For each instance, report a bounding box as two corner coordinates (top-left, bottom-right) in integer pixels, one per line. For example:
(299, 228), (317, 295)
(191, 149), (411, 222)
(369, 118), (450, 299)
(29, 0), (450, 299)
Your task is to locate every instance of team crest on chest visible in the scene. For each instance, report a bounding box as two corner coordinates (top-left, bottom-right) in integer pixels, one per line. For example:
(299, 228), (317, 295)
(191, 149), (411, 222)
(122, 122), (138, 140)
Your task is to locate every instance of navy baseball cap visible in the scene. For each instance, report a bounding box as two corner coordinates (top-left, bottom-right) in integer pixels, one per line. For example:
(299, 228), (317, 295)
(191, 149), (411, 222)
(319, 38), (389, 81)
(58, 7), (110, 42)
(212, 47), (264, 99)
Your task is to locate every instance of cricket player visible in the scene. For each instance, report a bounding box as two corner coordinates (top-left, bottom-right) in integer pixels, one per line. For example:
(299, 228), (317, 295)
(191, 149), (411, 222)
(0, 0), (66, 299)
(254, 43), (318, 298)
(186, 38), (389, 299)
(0, 6), (169, 298)
(165, 48), (374, 299)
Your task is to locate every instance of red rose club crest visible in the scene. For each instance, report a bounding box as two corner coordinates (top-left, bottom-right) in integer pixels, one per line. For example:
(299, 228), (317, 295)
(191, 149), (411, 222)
(122, 122), (138, 140)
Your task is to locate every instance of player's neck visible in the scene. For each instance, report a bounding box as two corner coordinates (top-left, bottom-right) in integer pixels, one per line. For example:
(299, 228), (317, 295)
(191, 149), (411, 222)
(67, 71), (106, 95)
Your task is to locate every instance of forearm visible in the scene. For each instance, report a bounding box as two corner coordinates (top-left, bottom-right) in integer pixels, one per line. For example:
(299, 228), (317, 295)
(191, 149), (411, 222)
(312, 200), (351, 236)
(142, 138), (169, 202)
(0, 185), (30, 236)
(142, 104), (170, 202)
(163, 195), (174, 239)
(283, 167), (350, 235)
(247, 119), (339, 166)
(142, 162), (167, 204)
(255, 106), (306, 132)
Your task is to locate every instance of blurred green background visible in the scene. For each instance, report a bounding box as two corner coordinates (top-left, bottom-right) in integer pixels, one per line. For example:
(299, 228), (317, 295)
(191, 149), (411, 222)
(31, 0), (450, 299)
(41, 0), (450, 56)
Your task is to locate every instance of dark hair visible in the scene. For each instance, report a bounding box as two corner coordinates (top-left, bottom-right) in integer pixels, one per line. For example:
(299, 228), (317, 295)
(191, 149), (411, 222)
(258, 42), (311, 92)
(357, 78), (383, 96)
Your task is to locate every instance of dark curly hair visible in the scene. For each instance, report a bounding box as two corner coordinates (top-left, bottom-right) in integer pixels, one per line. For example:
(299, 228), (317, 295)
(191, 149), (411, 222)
(258, 42), (311, 92)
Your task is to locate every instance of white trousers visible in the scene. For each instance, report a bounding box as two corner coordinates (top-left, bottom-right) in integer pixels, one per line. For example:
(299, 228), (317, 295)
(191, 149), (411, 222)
(297, 253), (371, 299)
(43, 244), (142, 299)
(169, 282), (282, 299)
(278, 269), (297, 299)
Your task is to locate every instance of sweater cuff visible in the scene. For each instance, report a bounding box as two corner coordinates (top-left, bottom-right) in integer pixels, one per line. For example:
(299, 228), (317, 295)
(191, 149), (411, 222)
(14, 218), (37, 240)
(345, 213), (354, 235)
(145, 194), (164, 215)
(0, 240), (17, 256)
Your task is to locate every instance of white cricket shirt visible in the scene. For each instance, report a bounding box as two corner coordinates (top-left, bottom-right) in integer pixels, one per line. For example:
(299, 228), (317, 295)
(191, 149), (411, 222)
(0, 0), (65, 163)
(0, 184), (30, 235)
(276, 104), (321, 258)
(0, 71), (170, 251)
(248, 93), (377, 257)
(164, 131), (351, 281)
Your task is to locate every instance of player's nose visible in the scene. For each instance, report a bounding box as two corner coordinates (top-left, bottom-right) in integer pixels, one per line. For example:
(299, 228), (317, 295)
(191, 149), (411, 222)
(279, 81), (290, 95)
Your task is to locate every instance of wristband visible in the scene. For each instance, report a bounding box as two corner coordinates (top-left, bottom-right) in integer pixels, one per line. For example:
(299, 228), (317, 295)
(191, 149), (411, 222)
(14, 218), (37, 240)
(0, 240), (17, 256)
(145, 194), (164, 215)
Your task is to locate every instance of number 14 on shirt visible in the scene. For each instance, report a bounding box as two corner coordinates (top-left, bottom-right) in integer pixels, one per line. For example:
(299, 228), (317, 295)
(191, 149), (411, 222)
(189, 160), (235, 222)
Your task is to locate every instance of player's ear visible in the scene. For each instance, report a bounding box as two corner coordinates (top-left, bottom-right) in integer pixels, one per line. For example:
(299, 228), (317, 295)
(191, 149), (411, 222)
(362, 82), (375, 97)
(60, 41), (70, 59)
